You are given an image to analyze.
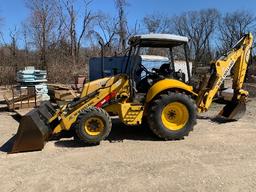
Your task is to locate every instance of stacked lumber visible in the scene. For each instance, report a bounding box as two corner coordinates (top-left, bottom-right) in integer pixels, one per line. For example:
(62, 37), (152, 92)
(48, 84), (79, 105)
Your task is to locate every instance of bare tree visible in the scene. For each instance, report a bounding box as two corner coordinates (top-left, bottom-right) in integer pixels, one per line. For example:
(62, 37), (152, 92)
(126, 20), (141, 45)
(59, 0), (96, 66)
(26, 0), (58, 69)
(9, 27), (19, 72)
(218, 10), (256, 52)
(115, 0), (128, 54)
(143, 13), (172, 33)
(0, 26), (18, 65)
(173, 9), (220, 68)
(88, 12), (119, 56)
(21, 22), (30, 66)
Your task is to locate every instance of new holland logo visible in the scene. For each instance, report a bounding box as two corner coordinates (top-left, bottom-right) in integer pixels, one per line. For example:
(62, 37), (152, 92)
(245, 49), (251, 64)
(217, 60), (235, 88)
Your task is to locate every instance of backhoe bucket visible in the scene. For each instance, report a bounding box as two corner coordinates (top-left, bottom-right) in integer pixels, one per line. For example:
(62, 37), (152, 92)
(217, 100), (246, 121)
(10, 101), (57, 153)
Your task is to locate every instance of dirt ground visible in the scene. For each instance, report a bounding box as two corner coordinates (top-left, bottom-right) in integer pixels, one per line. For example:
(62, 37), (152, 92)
(0, 96), (256, 192)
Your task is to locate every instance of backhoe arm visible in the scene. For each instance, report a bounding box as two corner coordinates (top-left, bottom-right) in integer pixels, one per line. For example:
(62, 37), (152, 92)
(196, 33), (253, 115)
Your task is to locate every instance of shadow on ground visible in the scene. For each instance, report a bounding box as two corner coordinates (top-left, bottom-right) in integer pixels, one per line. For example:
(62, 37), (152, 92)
(11, 113), (22, 122)
(1, 114), (236, 153)
(107, 118), (159, 142)
(0, 116), (159, 153)
(54, 118), (159, 149)
(197, 115), (237, 124)
(0, 135), (16, 153)
(0, 104), (8, 112)
(54, 140), (99, 148)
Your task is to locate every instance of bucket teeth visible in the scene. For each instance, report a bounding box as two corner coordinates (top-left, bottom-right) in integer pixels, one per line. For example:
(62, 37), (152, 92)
(10, 101), (56, 153)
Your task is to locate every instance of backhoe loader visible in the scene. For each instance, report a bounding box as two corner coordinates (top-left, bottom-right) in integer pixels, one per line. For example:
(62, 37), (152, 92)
(10, 33), (253, 153)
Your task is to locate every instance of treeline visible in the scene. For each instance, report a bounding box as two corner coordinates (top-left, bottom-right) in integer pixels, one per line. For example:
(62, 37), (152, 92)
(0, 0), (255, 84)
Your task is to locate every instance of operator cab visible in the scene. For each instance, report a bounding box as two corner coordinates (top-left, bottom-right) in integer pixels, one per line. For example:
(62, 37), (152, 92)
(125, 34), (191, 94)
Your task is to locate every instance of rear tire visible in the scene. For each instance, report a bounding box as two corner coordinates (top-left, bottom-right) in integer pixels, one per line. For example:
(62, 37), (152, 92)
(147, 92), (197, 140)
(75, 107), (112, 144)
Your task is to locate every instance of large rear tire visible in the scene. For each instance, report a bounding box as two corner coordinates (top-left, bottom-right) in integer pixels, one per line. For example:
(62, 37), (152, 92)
(147, 92), (197, 140)
(75, 107), (112, 144)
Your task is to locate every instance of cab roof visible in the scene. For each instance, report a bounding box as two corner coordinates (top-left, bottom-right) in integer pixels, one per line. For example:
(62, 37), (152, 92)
(129, 34), (189, 47)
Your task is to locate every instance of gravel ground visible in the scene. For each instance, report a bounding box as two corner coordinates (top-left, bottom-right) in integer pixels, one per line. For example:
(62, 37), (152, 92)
(0, 99), (256, 192)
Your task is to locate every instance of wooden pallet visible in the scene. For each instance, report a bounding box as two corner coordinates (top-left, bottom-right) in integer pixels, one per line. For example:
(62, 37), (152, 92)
(3, 86), (38, 110)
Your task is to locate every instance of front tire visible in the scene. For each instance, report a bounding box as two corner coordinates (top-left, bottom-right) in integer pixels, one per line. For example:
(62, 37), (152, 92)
(75, 107), (112, 144)
(147, 92), (197, 140)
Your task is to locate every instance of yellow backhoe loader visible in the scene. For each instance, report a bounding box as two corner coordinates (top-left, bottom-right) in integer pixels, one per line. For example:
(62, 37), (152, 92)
(10, 33), (253, 153)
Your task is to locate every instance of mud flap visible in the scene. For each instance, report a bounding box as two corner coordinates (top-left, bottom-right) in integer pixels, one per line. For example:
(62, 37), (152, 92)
(217, 100), (246, 121)
(10, 101), (57, 153)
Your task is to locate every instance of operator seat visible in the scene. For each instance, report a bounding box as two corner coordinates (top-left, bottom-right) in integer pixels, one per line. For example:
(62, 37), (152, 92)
(157, 63), (186, 82)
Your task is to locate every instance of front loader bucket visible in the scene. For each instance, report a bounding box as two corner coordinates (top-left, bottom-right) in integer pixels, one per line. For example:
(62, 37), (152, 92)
(217, 100), (246, 121)
(10, 101), (57, 153)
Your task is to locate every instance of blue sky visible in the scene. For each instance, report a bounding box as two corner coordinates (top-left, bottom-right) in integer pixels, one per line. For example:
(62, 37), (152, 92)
(0, 0), (255, 45)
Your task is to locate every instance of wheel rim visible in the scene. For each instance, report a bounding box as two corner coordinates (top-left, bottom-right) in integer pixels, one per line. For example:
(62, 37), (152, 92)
(161, 102), (189, 131)
(84, 117), (104, 136)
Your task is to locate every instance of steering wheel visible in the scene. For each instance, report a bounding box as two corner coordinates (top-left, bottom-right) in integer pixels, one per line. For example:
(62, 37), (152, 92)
(138, 64), (155, 79)
(135, 64), (159, 93)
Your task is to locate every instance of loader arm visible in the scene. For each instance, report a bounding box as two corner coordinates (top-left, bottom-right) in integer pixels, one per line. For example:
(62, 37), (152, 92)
(10, 75), (130, 153)
(196, 33), (253, 118)
(51, 75), (130, 134)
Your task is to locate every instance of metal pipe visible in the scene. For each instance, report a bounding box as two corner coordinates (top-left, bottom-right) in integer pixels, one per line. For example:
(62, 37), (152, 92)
(184, 44), (191, 84)
(169, 48), (175, 72)
(99, 40), (105, 78)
